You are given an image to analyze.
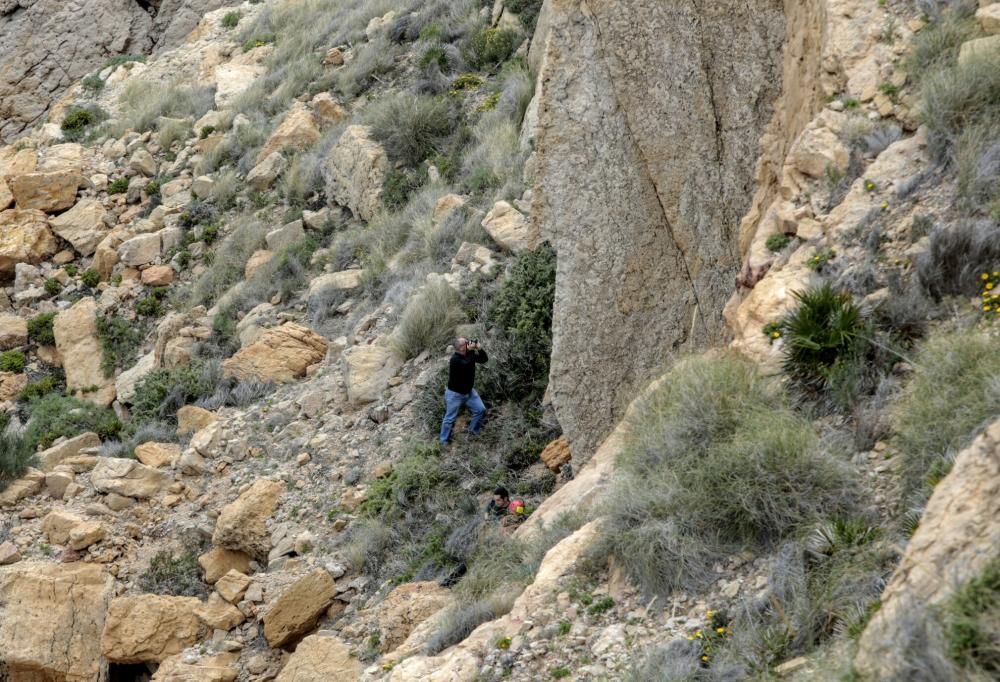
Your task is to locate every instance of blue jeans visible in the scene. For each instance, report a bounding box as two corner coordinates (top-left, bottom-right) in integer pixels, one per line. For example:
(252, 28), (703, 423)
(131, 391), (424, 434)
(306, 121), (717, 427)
(439, 388), (486, 443)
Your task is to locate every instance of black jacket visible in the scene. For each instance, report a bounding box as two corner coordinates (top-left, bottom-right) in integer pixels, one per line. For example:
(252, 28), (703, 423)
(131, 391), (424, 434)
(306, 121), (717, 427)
(447, 349), (488, 394)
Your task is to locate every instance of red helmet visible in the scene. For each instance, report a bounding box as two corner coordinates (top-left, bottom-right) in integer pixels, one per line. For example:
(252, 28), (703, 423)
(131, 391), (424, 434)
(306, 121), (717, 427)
(508, 499), (526, 515)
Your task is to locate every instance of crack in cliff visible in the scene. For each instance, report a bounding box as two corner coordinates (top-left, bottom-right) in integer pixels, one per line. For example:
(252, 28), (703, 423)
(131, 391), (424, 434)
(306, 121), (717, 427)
(581, 0), (708, 337)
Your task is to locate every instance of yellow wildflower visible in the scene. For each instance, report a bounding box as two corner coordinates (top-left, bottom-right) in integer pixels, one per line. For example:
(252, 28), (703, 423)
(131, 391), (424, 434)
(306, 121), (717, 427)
(989, 283), (995, 290)
(983, 273), (991, 281)
(701, 655), (709, 662)
(994, 271), (999, 277)
(984, 306), (992, 312)
(687, 636), (695, 641)
(695, 630), (703, 638)
(706, 610), (715, 618)
(717, 627), (726, 634)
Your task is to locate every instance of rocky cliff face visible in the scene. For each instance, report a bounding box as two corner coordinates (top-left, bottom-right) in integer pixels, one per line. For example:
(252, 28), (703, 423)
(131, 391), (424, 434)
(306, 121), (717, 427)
(535, 0), (822, 458)
(0, 0), (226, 142)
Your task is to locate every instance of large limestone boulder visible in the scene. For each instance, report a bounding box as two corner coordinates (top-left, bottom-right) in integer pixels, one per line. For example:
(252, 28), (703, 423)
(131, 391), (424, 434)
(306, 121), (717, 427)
(786, 122), (851, 178)
(48, 198), (108, 256)
(308, 270), (364, 297)
(958, 34), (1000, 66)
(0, 178), (12, 210)
(257, 102), (321, 162)
(343, 344), (403, 405)
(9, 171), (79, 212)
(37, 432), (101, 470)
(118, 232), (161, 267)
(536, 0), (786, 458)
(0, 208), (58, 278)
(198, 547), (252, 585)
(91, 457), (169, 499)
(101, 595), (205, 664)
(222, 322), (327, 383)
(978, 3), (1000, 34)
(134, 442), (180, 468)
(0, 370), (26, 401)
(246, 151), (288, 191)
(855, 420), (1000, 678)
(323, 125), (388, 222)
(375, 581), (452, 653)
(116, 352), (156, 404)
(177, 405), (218, 436)
(0, 562), (114, 680)
(0, 312), (27, 349)
(481, 201), (537, 253)
(0, 468), (44, 507)
(275, 633), (360, 681)
(263, 568), (337, 648)
(53, 297), (116, 406)
(212, 479), (284, 560)
(265, 219), (305, 252)
(214, 63), (266, 108)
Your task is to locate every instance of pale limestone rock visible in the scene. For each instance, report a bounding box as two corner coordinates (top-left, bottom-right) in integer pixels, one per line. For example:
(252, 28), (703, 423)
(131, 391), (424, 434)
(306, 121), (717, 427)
(54, 297), (116, 406)
(129, 149), (157, 176)
(48, 198), (108, 256)
(135, 442), (181, 468)
(365, 10), (396, 39)
(42, 509), (84, 545)
(375, 582), (451, 653)
(302, 208), (329, 230)
(142, 264), (175, 286)
(9, 171), (79, 212)
(308, 270), (364, 297)
(958, 34), (1000, 66)
(323, 125), (388, 222)
(245, 249), (274, 279)
(0, 541), (20, 565)
(0, 468), (43, 506)
(263, 568), (337, 648)
(212, 479), (284, 560)
(93, 230), (124, 279)
(977, 3), (1000, 34)
(0, 208), (58, 277)
(0, 313), (27, 349)
(257, 103), (320, 162)
(265, 219), (305, 252)
(481, 200), (537, 253)
(246, 151), (288, 191)
(855, 420), (1000, 678)
(432, 193), (466, 228)
(214, 63), (266, 108)
(0, 562), (113, 680)
(196, 592), (246, 631)
(0, 178), (12, 210)
(37, 432), (101, 470)
(152, 652), (238, 682)
(222, 322), (327, 383)
(0, 371), (25, 402)
(118, 232), (161, 267)
(274, 633), (360, 681)
(786, 124), (851, 178)
(91, 457), (169, 499)
(177, 405), (218, 436)
(190, 421), (221, 457)
(116, 352), (156, 405)
(192, 175), (215, 198)
(343, 344), (403, 405)
(322, 47), (345, 65)
(198, 547), (252, 585)
(68, 521), (105, 550)
(311, 92), (348, 126)
(45, 470), (74, 499)
(215, 570), (251, 603)
(101, 595), (205, 664)
(539, 436), (572, 473)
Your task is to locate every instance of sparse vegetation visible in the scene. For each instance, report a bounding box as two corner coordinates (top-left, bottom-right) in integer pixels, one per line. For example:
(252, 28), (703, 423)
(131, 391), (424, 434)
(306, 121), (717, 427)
(116, 80), (216, 134)
(108, 177), (129, 194)
(600, 354), (859, 596)
(942, 556), (1000, 675)
(391, 279), (467, 359)
(130, 362), (222, 427)
(138, 551), (208, 597)
(221, 11), (241, 29)
(96, 315), (144, 378)
(0, 415), (34, 492)
(27, 312), (56, 346)
(465, 28), (518, 70)
(366, 93), (459, 168)
(23, 394), (122, 451)
(60, 105), (106, 142)
(765, 233), (792, 252)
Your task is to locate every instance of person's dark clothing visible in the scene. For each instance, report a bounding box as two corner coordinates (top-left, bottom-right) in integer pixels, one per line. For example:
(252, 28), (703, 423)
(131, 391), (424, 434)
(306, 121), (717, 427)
(487, 499), (509, 518)
(447, 349), (488, 395)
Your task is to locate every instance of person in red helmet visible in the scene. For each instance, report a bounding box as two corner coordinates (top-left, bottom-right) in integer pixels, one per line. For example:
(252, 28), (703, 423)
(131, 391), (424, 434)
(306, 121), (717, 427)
(485, 486), (526, 533)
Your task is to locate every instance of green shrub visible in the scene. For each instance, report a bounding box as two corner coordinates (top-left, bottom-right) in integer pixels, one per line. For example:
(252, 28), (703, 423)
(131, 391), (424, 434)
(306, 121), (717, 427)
(27, 312), (56, 346)
(766, 233), (792, 252)
(943, 556), (1000, 674)
(0, 420), (34, 492)
(64, 265), (78, 277)
(60, 106), (105, 141)
(366, 93), (459, 167)
(382, 168), (426, 210)
(466, 28), (518, 70)
(108, 177), (129, 194)
(505, 0), (544, 30)
(199, 125), (216, 139)
(894, 328), (998, 498)
(23, 394), (122, 450)
(130, 362), (221, 426)
(44, 278), (63, 296)
(0, 351), (26, 373)
(136, 287), (169, 317)
(779, 285), (867, 393)
(138, 551), (208, 597)
(96, 315), (143, 378)
(921, 53), (1000, 163)
(81, 74), (104, 92)
(18, 375), (59, 402)
(906, 5), (979, 83)
(600, 353), (859, 596)
(242, 33), (276, 52)
(391, 280), (467, 359)
(80, 269), (100, 287)
(221, 11), (241, 29)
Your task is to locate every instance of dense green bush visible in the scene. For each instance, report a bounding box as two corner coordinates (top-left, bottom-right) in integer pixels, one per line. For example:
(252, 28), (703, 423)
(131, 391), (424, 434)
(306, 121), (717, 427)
(600, 354), (859, 596)
(80, 269), (101, 287)
(44, 278), (63, 296)
(465, 28), (518, 70)
(391, 280), (467, 359)
(136, 287), (169, 317)
(96, 315), (143, 377)
(894, 328), (998, 498)
(138, 551), (208, 597)
(0, 350), (26, 373)
(505, 0), (544, 30)
(766, 233), (792, 252)
(60, 106), (105, 141)
(23, 394), (122, 450)
(108, 178), (129, 195)
(221, 10), (241, 28)
(26, 313), (56, 346)
(130, 362), (221, 426)
(366, 93), (459, 167)
(17, 375), (60, 402)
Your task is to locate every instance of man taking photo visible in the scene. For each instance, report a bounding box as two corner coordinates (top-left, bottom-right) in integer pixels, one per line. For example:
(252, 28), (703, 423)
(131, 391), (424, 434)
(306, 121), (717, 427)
(439, 337), (488, 445)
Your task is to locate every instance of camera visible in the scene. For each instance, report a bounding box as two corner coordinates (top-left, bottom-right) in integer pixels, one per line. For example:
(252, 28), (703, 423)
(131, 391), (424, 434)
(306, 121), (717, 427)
(470, 338), (479, 345)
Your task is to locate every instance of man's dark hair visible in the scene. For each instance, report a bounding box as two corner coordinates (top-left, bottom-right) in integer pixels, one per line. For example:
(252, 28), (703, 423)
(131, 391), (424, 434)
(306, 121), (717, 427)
(493, 486), (509, 499)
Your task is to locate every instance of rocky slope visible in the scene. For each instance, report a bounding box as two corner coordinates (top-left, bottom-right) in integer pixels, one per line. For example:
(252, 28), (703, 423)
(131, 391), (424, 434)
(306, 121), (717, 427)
(0, 0), (998, 680)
